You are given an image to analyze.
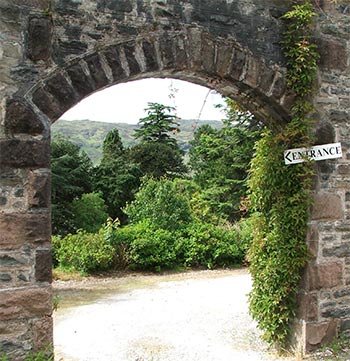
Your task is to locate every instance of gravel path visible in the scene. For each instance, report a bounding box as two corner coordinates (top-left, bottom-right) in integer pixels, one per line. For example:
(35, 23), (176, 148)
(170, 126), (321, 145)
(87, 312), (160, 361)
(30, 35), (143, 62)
(54, 269), (347, 361)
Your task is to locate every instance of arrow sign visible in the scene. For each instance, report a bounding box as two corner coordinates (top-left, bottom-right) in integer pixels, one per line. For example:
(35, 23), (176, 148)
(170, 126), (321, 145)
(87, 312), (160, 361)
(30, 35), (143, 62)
(284, 142), (342, 165)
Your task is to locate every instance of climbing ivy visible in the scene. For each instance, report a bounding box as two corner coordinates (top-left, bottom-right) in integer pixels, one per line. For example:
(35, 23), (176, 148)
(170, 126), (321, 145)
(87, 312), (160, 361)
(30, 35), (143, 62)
(247, 1), (319, 348)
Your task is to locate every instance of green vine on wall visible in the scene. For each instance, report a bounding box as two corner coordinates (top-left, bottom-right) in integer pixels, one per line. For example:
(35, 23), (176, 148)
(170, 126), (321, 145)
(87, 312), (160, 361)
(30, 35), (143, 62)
(247, 1), (319, 348)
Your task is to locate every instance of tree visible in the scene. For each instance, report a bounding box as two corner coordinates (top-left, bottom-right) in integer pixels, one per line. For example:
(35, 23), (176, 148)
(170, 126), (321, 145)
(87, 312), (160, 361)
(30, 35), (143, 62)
(134, 102), (180, 145)
(189, 99), (261, 222)
(129, 102), (187, 178)
(94, 129), (141, 223)
(71, 192), (109, 233)
(51, 135), (93, 236)
(124, 177), (192, 231)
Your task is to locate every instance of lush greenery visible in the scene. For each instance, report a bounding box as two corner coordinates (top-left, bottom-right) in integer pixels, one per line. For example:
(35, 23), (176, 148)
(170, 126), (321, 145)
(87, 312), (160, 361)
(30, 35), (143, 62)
(247, 1), (319, 347)
(52, 100), (255, 274)
(189, 99), (261, 222)
(51, 135), (95, 236)
(128, 102), (187, 178)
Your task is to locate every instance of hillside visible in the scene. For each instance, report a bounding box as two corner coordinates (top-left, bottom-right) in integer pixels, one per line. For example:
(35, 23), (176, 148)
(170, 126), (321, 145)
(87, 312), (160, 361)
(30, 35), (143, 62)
(52, 118), (222, 164)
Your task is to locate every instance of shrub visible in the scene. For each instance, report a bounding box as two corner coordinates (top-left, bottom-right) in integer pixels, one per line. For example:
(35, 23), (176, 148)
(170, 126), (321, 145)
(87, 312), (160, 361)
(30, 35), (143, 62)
(175, 221), (244, 269)
(125, 222), (177, 271)
(56, 229), (114, 273)
(125, 177), (192, 231)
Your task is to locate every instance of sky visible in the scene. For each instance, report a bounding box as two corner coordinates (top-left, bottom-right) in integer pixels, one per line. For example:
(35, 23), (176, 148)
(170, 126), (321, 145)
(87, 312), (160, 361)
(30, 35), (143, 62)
(60, 78), (227, 124)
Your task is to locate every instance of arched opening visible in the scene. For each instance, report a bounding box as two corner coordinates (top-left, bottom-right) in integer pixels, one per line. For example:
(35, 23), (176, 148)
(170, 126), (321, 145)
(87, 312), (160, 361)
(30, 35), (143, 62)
(50, 75), (266, 360)
(1, 30), (293, 359)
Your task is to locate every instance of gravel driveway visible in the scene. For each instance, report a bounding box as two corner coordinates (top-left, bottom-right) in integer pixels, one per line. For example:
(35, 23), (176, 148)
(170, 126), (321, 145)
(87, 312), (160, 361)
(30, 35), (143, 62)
(52, 269), (327, 361)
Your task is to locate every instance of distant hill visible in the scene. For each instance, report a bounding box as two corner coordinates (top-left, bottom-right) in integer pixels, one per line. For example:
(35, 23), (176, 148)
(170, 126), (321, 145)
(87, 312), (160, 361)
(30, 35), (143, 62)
(52, 119), (222, 164)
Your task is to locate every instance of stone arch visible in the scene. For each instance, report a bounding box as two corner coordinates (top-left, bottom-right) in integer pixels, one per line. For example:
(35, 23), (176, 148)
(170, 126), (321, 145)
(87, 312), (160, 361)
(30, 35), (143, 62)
(23, 30), (291, 128)
(1, 1), (350, 359)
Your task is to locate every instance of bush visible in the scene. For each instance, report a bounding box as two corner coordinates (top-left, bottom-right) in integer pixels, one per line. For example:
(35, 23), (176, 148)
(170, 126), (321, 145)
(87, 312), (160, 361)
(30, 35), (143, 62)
(125, 177), (192, 231)
(175, 221), (244, 269)
(116, 222), (177, 271)
(56, 229), (114, 273)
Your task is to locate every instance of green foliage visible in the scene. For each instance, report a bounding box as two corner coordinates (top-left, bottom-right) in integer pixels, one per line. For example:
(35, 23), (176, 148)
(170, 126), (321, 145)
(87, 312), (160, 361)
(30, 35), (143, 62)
(51, 135), (93, 236)
(55, 229), (114, 273)
(71, 192), (108, 233)
(94, 128), (141, 223)
(128, 142), (187, 179)
(282, 2), (319, 98)
(130, 102), (187, 178)
(247, 1), (319, 347)
(189, 102), (261, 222)
(125, 222), (177, 271)
(134, 102), (179, 146)
(247, 131), (312, 346)
(175, 221), (245, 269)
(125, 177), (192, 231)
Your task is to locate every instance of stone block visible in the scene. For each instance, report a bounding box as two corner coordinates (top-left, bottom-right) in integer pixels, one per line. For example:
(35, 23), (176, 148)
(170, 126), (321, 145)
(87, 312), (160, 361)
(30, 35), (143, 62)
(5, 98), (45, 136)
(215, 41), (235, 78)
(103, 46), (127, 81)
(201, 32), (215, 75)
(44, 73), (77, 114)
(173, 34), (189, 70)
(297, 292), (319, 321)
(317, 37), (347, 71)
(228, 47), (246, 81)
(123, 43), (141, 76)
(158, 32), (175, 70)
(187, 27), (202, 70)
(0, 139), (50, 168)
(329, 109), (350, 124)
(338, 165), (350, 175)
(35, 249), (52, 283)
(305, 320), (338, 351)
(142, 40), (159, 72)
(31, 316), (53, 352)
(31, 87), (61, 121)
(27, 16), (52, 62)
(28, 169), (50, 209)
(304, 262), (343, 291)
(315, 122), (335, 145)
(0, 287), (52, 321)
(85, 53), (110, 89)
(323, 243), (350, 258)
(66, 62), (95, 98)
(311, 193), (344, 221)
(0, 212), (51, 249)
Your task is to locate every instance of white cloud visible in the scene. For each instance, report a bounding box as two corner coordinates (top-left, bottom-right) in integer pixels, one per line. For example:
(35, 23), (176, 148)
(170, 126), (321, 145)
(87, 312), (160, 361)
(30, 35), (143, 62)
(60, 78), (226, 124)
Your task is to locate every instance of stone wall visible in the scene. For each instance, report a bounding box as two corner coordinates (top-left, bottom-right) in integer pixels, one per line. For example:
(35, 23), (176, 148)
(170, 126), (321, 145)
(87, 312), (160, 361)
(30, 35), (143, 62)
(0, 0), (349, 359)
(295, 1), (350, 352)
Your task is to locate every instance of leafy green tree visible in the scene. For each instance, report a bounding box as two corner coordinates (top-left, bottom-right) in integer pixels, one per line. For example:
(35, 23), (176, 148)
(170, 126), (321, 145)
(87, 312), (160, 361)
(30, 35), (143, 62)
(71, 192), (109, 233)
(129, 102), (187, 178)
(189, 99), (261, 222)
(125, 177), (192, 231)
(127, 142), (187, 179)
(51, 135), (93, 236)
(94, 129), (141, 223)
(134, 102), (180, 145)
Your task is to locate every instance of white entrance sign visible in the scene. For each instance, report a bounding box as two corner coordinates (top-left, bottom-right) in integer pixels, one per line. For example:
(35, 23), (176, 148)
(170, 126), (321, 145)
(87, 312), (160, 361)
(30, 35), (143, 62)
(284, 142), (342, 165)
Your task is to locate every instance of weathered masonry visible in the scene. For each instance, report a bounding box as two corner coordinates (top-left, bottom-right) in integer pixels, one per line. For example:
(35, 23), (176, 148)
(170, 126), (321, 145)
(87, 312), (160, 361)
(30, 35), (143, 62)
(0, 1), (349, 359)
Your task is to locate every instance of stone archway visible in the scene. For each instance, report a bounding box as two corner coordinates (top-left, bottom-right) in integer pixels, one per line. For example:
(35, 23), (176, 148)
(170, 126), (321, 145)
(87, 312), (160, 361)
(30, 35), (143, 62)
(0, 1), (350, 359)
